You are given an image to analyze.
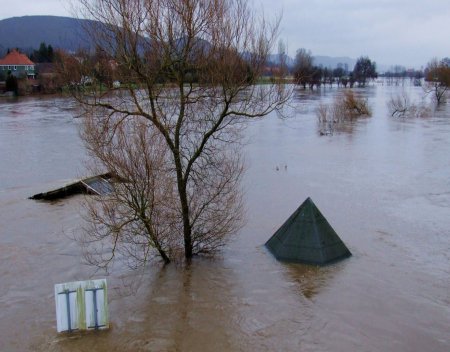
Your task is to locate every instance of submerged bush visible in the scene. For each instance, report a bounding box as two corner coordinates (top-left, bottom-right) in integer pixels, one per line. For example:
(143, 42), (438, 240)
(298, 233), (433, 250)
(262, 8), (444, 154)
(387, 91), (430, 118)
(339, 90), (371, 117)
(316, 90), (371, 135)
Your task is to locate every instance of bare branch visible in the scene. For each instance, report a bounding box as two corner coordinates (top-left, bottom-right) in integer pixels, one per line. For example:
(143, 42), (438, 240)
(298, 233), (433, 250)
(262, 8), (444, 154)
(66, 0), (288, 265)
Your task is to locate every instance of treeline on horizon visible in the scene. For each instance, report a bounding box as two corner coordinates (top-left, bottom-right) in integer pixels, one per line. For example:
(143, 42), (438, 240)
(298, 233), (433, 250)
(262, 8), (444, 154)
(266, 48), (426, 89)
(1, 41), (449, 96)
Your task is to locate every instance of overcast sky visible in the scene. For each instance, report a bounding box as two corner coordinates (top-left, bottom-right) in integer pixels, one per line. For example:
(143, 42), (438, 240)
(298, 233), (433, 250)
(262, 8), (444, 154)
(1, 0), (450, 68)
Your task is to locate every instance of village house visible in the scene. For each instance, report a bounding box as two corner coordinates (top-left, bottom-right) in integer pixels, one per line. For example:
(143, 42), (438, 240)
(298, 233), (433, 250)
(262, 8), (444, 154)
(0, 49), (36, 79)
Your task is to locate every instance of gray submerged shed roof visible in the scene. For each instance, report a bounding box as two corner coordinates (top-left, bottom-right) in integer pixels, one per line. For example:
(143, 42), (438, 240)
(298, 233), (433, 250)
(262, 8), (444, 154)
(29, 173), (113, 200)
(265, 197), (351, 265)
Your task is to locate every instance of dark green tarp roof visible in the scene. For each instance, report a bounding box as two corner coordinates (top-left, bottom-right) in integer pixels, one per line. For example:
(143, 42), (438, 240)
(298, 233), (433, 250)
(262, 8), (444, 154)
(265, 197), (351, 265)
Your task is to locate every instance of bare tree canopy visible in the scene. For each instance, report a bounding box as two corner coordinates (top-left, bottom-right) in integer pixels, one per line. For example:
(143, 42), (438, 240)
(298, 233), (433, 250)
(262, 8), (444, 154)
(293, 48), (314, 89)
(352, 56), (377, 87)
(63, 0), (289, 267)
(424, 58), (450, 105)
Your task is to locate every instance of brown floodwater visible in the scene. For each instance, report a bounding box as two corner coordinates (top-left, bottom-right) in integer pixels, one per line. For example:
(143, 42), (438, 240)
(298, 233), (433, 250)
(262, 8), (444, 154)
(0, 84), (449, 351)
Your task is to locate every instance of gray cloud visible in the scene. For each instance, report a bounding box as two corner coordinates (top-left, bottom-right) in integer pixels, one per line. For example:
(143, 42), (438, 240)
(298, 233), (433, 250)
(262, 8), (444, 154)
(0, 0), (71, 18)
(261, 0), (450, 68)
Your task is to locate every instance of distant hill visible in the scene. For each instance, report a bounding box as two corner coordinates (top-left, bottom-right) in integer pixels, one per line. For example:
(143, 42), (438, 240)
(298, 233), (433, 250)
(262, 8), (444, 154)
(267, 54), (296, 67)
(313, 55), (356, 70)
(267, 53), (357, 70)
(0, 16), (96, 55)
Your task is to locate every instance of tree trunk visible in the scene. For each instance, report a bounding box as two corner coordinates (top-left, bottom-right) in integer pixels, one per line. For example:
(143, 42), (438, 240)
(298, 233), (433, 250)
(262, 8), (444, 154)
(180, 185), (193, 259)
(173, 151), (193, 259)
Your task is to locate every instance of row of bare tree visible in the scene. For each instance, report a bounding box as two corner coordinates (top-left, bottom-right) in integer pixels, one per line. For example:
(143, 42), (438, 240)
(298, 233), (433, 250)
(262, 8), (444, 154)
(292, 49), (377, 89)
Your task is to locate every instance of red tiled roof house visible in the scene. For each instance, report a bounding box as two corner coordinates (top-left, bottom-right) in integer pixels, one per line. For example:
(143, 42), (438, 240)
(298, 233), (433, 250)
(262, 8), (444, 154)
(0, 49), (36, 79)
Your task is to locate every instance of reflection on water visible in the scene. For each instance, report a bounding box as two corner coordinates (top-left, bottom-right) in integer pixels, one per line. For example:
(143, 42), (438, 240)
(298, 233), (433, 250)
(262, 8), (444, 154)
(1, 85), (450, 351)
(283, 263), (333, 301)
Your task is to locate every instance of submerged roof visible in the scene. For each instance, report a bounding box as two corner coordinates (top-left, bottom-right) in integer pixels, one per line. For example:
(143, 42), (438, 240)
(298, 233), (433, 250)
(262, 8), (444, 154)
(265, 197), (351, 265)
(29, 173), (113, 201)
(0, 49), (35, 66)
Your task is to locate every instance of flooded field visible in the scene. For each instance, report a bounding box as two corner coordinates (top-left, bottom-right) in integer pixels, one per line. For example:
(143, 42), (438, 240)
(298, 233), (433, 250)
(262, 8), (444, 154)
(0, 84), (449, 351)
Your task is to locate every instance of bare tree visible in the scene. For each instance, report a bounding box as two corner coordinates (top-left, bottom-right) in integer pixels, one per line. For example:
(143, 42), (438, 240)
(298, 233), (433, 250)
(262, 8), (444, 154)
(65, 0), (288, 265)
(352, 56), (377, 87)
(81, 120), (178, 266)
(424, 58), (450, 104)
(277, 39), (289, 78)
(293, 48), (314, 89)
(387, 91), (430, 118)
(387, 91), (410, 117)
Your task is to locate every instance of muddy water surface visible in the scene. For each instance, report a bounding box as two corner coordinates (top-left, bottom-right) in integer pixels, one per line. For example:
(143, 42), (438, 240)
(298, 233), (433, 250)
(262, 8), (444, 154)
(0, 86), (449, 351)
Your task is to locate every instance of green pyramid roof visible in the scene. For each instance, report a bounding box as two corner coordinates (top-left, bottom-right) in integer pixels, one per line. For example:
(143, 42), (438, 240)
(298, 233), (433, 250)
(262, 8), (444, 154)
(265, 197), (351, 265)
